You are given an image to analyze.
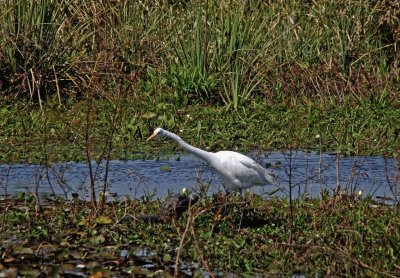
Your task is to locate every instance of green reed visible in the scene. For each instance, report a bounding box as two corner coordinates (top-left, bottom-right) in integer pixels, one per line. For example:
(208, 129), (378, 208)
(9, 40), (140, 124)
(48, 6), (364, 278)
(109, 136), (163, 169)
(0, 0), (94, 105)
(0, 0), (398, 108)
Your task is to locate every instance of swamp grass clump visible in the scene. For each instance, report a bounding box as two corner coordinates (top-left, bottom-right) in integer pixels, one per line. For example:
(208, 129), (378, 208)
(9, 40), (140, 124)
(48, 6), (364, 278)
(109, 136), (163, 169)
(0, 193), (399, 276)
(0, 0), (398, 108)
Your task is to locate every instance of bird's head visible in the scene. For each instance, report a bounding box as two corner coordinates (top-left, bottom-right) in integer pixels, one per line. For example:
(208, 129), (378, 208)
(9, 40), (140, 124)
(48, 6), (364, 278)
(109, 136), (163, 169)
(146, 127), (165, 142)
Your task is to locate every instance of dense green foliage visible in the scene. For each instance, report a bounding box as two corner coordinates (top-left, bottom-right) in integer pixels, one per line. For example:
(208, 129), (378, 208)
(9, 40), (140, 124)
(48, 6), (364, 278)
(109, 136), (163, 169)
(0, 97), (399, 163)
(1, 1), (399, 276)
(0, 0), (399, 161)
(0, 0), (399, 107)
(0, 0), (399, 162)
(0, 194), (399, 276)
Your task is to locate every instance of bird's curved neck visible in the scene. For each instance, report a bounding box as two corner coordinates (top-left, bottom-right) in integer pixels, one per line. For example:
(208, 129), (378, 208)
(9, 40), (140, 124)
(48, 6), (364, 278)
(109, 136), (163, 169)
(163, 130), (214, 163)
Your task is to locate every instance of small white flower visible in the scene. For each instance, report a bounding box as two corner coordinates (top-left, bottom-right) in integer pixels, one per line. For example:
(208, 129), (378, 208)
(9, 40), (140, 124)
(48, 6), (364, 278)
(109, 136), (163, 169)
(358, 190), (363, 196)
(182, 187), (187, 195)
(315, 134), (321, 139)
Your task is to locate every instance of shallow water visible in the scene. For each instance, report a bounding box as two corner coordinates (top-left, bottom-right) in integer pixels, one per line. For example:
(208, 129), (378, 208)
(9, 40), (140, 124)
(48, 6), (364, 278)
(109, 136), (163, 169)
(0, 151), (399, 200)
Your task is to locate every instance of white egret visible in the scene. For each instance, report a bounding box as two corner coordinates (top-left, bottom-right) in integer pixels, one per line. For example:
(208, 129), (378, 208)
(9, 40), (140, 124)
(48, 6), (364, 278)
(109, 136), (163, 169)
(147, 127), (276, 194)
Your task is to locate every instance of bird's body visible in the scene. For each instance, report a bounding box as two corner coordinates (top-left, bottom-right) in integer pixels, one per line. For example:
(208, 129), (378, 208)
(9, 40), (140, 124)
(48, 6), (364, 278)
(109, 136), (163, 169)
(209, 150), (274, 192)
(147, 128), (275, 193)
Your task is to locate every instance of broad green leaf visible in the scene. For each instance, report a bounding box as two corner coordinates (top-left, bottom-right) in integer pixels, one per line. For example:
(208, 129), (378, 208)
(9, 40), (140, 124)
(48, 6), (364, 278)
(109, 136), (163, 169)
(95, 215), (112, 225)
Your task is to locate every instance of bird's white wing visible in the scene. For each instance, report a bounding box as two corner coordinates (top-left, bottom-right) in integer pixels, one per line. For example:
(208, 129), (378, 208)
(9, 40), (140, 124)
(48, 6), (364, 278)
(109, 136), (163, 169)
(236, 156), (276, 184)
(237, 156), (269, 172)
(214, 151), (275, 189)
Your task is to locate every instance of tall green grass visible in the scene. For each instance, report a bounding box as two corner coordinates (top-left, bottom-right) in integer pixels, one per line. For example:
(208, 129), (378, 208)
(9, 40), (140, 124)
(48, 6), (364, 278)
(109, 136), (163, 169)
(0, 0), (398, 107)
(0, 0), (94, 105)
(167, 1), (278, 108)
(259, 0), (399, 103)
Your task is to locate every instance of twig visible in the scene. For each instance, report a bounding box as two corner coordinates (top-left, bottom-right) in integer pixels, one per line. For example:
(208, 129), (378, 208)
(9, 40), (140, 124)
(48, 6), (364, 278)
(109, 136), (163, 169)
(53, 66), (62, 106)
(189, 216), (215, 278)
(174, 209), (191, 277)
(85, 97), (96, 209)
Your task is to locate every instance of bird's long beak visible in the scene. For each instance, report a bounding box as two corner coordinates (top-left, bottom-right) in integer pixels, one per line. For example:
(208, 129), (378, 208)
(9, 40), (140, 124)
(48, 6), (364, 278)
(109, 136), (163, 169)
(146, 132), (157, 142)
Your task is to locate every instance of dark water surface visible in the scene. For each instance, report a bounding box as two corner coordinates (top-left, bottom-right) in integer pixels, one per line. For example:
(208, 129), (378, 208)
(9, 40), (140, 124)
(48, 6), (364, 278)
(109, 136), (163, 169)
(0, 151), (399, 200)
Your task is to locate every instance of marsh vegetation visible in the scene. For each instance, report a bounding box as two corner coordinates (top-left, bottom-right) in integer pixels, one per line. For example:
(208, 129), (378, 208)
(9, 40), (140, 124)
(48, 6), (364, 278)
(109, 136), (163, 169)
(1, 192), (400, 277)
(0, 0), (400, 276)
(0, 0), (399, 162)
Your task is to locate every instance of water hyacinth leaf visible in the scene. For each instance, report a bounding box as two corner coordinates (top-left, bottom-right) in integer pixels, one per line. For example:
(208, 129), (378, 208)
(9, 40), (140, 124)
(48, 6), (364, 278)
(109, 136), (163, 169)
(162, 253), (172, 263)
(157, 114), (175, 129)
(161, 165), (171, 172)
(127, 116), (139, 133)
(70, 251), (85, 260)
(95, 215), (112, 225)
(61, 263), (75, 271)
(19, 269), (41, 278)
(86, 261), (101, 270)
(234, 238), (246, 248)
(142, 112), (157, 119)
(92, 235), (106, 244)
(200, 231), (212, 240)
(78, 219), (87, 226)
(56, 250), (70, 261)
(14, 247), (34, 254)
(125, 266), (150, 276)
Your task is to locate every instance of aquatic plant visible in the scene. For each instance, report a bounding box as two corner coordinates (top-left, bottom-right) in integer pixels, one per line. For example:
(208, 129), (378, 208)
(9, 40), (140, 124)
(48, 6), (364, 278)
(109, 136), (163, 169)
(0, 194), (399, 276)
